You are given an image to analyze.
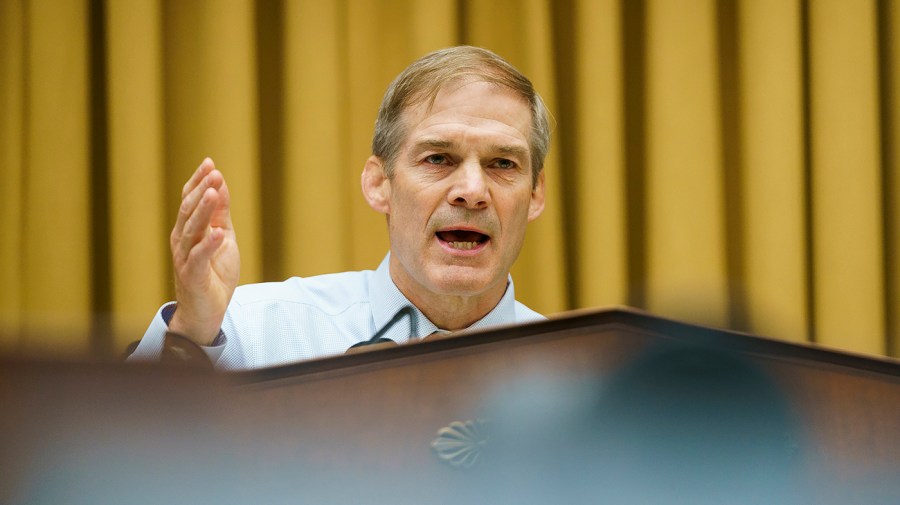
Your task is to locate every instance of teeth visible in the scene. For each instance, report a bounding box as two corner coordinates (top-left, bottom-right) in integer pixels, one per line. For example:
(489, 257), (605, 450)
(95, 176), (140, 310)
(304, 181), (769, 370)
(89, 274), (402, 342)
(449, 241), (478, 250)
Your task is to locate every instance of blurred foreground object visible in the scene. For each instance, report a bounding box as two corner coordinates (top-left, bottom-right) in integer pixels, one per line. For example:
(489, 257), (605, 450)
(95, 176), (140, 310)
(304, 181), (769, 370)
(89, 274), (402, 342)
(478, 345), (805, 504)
(2, 308), (899, 504)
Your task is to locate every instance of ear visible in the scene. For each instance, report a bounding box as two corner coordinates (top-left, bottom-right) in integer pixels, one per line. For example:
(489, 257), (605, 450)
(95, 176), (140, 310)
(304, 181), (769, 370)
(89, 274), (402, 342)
(361, 155), (391, 215)
(527, 171), (545, 222)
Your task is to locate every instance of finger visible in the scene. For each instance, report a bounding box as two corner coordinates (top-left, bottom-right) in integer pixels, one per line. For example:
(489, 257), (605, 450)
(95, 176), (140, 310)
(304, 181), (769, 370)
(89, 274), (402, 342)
(172, 168), (226, 245)
(181, 226), (227, 284)
(174, 164), (215, 239)
(182, 157), (215, 199)
(172, 180), (209, 253)
(209, 176), (234, 230)
(176, 187), (220, 260)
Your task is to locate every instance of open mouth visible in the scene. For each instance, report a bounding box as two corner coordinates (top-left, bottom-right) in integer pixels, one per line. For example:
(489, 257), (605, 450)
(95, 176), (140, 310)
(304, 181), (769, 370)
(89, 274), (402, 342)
(436, 230), (489, 251)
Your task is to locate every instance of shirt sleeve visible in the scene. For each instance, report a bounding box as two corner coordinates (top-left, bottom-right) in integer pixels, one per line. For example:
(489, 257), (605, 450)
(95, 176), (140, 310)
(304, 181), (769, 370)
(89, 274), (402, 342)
(127, 302), (227, 365)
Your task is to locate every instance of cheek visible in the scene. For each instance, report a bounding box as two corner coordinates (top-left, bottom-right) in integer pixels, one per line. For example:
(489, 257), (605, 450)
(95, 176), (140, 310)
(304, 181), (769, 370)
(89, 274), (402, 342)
(507, 195), (534, 226)
(497, 197), (534, 250)
(397, 186), (440, 221)
(389, 192), (429, 242)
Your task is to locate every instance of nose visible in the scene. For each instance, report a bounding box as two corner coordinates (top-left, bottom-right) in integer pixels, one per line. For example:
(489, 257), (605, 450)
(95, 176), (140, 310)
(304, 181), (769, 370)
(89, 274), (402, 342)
(447, 160), (490, 210)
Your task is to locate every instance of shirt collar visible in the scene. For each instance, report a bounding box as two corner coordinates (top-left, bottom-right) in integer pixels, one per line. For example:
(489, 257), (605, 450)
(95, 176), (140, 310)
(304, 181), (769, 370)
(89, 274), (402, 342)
(369, 252), (518, 344)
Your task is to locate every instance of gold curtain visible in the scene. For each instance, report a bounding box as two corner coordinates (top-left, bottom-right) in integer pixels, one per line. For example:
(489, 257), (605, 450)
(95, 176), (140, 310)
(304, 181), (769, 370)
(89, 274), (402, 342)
(1, 0), (897, 358)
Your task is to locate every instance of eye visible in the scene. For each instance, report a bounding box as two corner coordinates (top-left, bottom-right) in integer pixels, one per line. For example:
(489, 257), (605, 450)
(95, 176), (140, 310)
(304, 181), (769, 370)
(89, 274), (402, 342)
(491, 158), (517, 169)
(424, 154), (450, 165)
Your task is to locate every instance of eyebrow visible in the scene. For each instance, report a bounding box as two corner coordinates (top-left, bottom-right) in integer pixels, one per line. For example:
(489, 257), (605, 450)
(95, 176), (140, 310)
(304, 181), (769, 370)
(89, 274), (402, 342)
(412, 139), (455, 152)
(411, 138), (529, 159)
(493, 144), (529, 159)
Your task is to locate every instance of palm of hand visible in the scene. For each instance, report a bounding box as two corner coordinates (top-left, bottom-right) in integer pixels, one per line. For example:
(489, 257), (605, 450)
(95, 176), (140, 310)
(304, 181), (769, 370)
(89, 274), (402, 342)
(169, 160), (241, 344)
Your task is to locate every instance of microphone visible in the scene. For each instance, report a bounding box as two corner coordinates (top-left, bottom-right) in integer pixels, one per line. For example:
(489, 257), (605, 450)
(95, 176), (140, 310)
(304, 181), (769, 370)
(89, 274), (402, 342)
(346, 306), (419, 352)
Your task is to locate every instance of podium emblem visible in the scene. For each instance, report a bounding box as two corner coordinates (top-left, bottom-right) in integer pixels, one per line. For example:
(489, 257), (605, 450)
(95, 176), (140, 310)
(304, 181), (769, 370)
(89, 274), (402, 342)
(430, 419), (488, 468)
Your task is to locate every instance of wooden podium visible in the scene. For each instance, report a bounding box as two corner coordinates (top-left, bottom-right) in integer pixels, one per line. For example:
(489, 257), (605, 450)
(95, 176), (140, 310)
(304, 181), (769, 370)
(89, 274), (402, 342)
(2, 308), (899, 503)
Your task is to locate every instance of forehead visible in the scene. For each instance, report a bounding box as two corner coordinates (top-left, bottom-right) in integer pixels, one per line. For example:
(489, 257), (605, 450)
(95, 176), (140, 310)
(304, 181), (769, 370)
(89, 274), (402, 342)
(400, 80), (533, 151)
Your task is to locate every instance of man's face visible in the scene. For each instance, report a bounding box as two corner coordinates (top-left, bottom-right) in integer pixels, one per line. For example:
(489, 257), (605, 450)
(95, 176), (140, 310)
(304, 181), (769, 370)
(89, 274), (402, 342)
(364, 80), (545, 309)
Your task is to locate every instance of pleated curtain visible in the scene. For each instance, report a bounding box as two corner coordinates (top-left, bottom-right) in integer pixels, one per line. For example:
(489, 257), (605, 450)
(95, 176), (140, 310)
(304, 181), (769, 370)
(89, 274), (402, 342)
(1, 0), (898, 358)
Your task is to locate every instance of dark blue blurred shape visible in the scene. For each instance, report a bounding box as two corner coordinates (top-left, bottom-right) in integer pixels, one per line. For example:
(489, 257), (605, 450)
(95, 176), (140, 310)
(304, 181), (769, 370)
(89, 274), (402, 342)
(475, 343), (807, 505)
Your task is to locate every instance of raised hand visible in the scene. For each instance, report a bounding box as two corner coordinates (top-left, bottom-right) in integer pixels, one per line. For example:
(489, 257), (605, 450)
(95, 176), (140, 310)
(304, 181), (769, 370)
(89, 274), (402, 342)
(168, 158), (240, 345)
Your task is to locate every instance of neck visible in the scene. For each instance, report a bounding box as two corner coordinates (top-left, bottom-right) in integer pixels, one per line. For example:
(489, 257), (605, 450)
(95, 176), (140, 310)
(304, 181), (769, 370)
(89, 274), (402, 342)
(389, 267), (507, 332)
(410, 292), (500, 331)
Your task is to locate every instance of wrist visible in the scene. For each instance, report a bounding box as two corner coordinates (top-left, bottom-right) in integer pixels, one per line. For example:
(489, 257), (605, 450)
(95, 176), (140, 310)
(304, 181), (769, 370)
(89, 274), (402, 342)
(166, 305), (223, 347)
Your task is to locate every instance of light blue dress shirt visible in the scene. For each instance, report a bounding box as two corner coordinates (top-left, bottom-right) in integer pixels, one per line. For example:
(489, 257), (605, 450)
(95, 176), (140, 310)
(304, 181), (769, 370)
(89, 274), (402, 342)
(129, 253), (544, 370)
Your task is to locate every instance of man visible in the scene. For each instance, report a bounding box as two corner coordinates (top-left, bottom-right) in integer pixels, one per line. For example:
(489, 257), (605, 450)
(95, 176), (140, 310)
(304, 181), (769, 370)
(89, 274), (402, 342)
(129, 46), (550, 369)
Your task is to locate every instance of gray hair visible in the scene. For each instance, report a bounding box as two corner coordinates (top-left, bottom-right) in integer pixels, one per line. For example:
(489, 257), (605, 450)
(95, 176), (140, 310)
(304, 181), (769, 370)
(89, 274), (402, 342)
(372, 46), (551, 188)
